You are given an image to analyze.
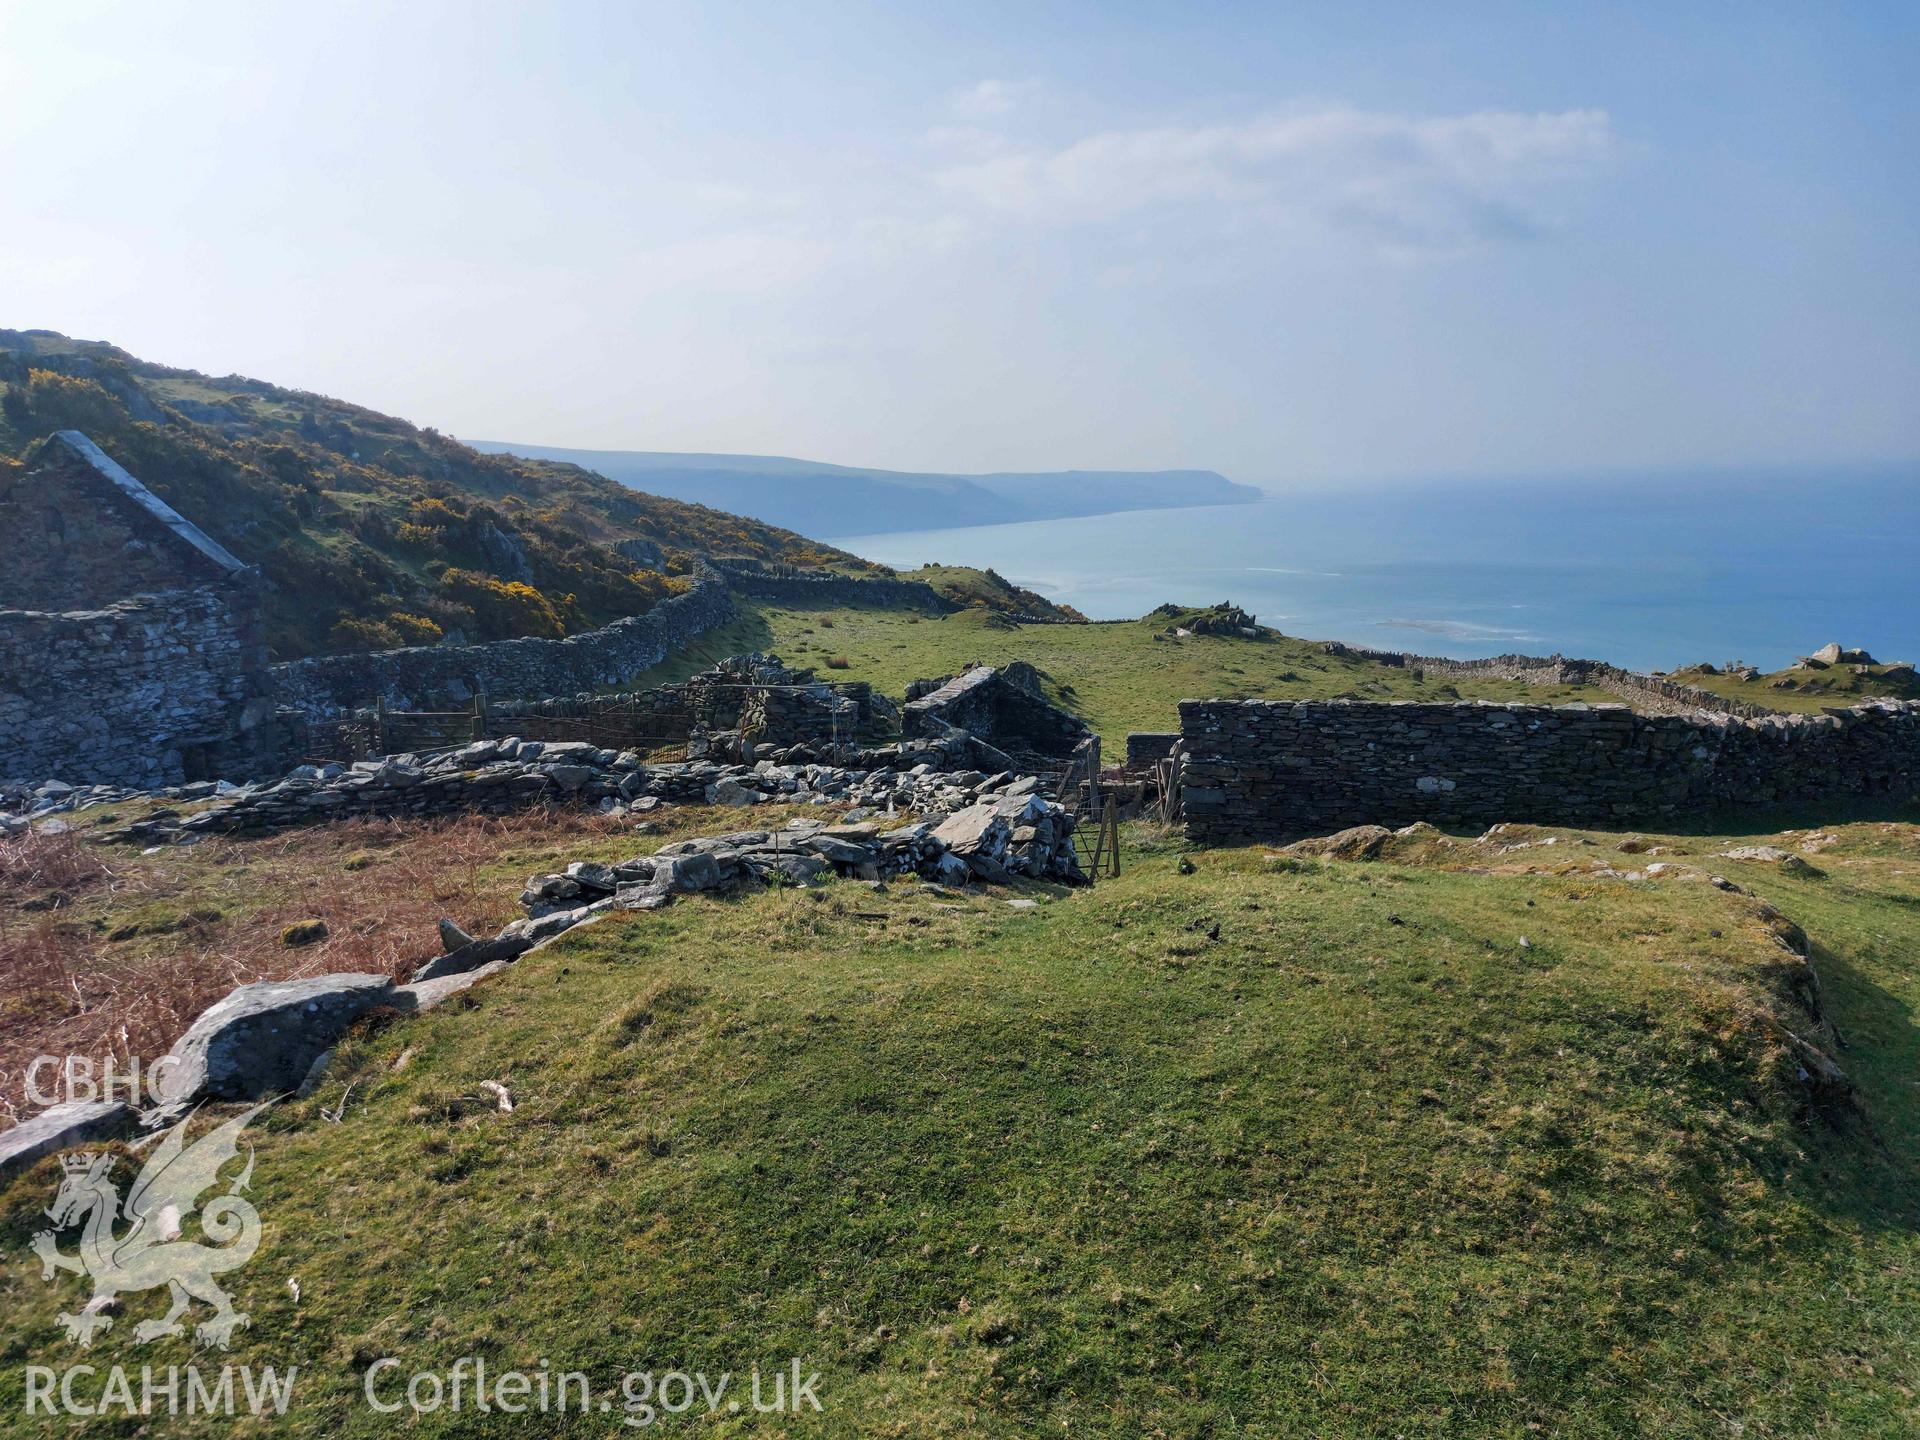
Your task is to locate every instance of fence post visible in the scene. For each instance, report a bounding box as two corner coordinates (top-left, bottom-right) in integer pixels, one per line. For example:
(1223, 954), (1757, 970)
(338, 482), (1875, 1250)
(472, 691), (487, 742)
(373, 696), (387, 757)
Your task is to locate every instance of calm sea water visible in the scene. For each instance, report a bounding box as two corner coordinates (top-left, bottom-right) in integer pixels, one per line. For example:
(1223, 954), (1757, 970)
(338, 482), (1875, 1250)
(828, 466), (1920, 673)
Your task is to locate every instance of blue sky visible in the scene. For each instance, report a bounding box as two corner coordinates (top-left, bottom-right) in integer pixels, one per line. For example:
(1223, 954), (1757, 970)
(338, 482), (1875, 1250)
(2, 1), (1915, 486)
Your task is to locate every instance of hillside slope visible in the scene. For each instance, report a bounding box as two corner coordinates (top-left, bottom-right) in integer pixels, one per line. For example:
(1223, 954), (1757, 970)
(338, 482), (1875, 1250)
(1671, 657), (1920, 714)
(0, 330), (865, 660)
(470, 438), (1262, 536)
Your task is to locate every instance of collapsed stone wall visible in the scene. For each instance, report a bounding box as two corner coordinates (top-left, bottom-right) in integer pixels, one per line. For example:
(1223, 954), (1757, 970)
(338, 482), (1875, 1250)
(112, 730), (990, 840)
(0, 590), (267, 788)
(1179, 697), (1920, 841)
(905, 662), (1091, 763)
(493, 686), (699, 735)
(494, 655), (877, 744)
(269, 574), (734, 715)
(484, 654), (790, 739)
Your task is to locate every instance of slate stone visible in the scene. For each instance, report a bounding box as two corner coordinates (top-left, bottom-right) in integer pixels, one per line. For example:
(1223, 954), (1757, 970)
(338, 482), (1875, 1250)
(158, 973), (398, 1103)
(0, 1101), (138, 1185)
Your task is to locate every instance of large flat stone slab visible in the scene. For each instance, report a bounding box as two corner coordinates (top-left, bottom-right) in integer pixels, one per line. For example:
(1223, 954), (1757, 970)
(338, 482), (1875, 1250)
(158, 973), (398, 1103)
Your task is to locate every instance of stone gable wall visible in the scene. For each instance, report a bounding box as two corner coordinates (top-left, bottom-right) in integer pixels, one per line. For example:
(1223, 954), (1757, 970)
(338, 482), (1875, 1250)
(0, 590), (264, 787)
(0, 433), (241, 610)
(268, 574), (734, 715)
(1179, 697), (1920, 841)
(905, 662), (1090, 761)
(0, 434), (273, 786)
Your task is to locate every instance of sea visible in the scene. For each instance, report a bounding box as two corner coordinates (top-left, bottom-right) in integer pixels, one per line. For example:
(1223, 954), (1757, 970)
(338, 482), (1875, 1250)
(827, 465), (1920, 674)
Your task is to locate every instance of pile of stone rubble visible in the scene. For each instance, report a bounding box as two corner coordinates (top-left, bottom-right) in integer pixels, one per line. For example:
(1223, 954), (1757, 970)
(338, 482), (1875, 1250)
(1, 775), (291, 837)
(0, 723), (1094, 1178)
(517, 793), (1082, 918)
(0, 762), (1087, 1178)
(2, 779), (159, 835)
(419, 783), (1080, 989)
(84, 734), (1071, 845)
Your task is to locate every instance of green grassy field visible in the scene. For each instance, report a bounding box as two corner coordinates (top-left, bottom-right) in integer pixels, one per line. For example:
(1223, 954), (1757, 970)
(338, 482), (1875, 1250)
(3, 815), (1917, 1436)
(639, 601), (1620, 743)
(1671, 663), (1920, 715)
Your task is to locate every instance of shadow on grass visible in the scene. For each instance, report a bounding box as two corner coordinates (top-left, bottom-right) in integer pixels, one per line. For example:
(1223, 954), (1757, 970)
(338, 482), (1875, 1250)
(622, 599), (778, 688)
(1645, 794), (1920, 839)
(1795, 931), (1920, 1221)
(1220, 796), (1919, 849)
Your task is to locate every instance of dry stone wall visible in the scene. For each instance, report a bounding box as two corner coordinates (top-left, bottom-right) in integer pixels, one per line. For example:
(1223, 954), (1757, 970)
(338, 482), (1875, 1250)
(711, 562), (958, 613)
(1125, 732), (1181, 771)
(0, 590), (266, 787)
(269, 573), (734, 715)
(1323, 643), (1779, 719)
(1179, 697), (1920, 841)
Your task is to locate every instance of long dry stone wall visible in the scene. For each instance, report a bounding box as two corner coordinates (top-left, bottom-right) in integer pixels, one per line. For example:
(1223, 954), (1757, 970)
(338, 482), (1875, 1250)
(269, 574), (734, 715)
(1324, 643), (1778, 719)
(714, 565), (959, 613)
(1179, 697), (1920, 841)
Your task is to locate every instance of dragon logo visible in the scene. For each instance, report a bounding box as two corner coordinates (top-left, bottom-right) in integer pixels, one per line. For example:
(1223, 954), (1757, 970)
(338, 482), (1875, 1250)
(30, 1102), (269, 1349)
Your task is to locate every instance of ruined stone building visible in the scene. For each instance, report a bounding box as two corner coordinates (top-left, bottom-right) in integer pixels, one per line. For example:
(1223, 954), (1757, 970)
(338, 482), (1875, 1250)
(0, 431), (272, 786)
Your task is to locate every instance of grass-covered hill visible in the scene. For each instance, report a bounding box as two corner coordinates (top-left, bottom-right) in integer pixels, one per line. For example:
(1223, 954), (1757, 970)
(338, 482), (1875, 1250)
(0, 330), (866, 660)
(909, 563), (1088, 622)
(1, 584), (1916, 1433)
(1670, 658), (1920, 714)
(3, 798), (1916, 1435)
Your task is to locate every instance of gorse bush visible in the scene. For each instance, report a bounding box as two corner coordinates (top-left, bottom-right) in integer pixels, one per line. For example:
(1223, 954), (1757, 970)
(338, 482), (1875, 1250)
(326, 611), (447, 652)
(0, 332), (870, 659)
(439, 569), (567, 640)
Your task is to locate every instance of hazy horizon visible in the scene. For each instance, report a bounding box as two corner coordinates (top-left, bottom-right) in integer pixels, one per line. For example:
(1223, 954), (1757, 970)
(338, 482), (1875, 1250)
(4, 3), (1917, 488)
(465, 434), (1920, 498)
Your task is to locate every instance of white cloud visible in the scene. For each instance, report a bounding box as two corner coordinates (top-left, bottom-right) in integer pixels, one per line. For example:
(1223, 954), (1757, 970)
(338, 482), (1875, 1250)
(949, 78), (1031, 119)
(927, 106), (1613, 255)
